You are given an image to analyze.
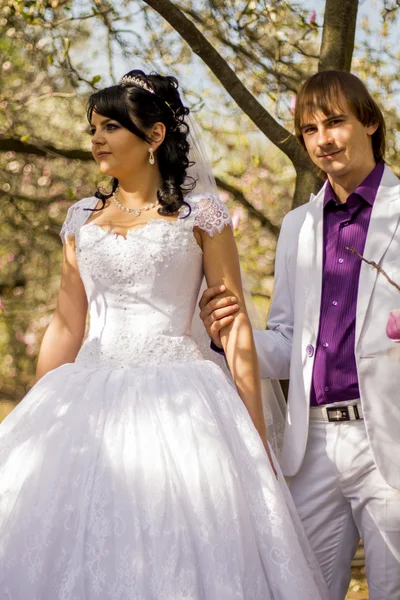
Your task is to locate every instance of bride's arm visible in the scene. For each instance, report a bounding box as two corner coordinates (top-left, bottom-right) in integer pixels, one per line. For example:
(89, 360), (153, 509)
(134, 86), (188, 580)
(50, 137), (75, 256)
(198, 225), (275, 467)
(35, 239), (88, 382)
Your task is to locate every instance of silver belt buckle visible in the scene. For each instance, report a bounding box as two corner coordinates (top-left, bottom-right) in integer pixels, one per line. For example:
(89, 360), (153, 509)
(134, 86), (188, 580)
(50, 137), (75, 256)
(326, 405), (360, 422)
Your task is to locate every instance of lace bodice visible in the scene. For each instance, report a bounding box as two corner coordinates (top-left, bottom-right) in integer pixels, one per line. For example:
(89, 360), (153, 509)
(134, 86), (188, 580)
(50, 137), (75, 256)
(60, 194), (232, 369)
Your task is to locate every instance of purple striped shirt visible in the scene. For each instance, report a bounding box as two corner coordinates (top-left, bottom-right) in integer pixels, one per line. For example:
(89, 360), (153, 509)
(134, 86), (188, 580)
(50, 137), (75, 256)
(310, 162), (384, 406)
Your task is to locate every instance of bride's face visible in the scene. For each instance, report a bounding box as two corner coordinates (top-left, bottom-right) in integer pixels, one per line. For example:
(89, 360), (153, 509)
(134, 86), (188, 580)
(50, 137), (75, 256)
(90, 111), (149, 178)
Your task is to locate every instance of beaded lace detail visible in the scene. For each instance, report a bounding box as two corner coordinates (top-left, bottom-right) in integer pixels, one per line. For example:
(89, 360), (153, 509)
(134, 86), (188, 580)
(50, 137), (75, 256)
(191, 194), (232, 237)
(59, 194), (231, 369)
(77, 333), (203, 369)
(60, 196), (99, 243)
(60, 193), (232, 244)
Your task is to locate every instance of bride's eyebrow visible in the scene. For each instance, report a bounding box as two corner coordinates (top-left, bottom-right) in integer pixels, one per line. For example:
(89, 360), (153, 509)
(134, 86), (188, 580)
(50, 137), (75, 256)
(90, 118), (118, 127)
(99, 118), (118, 125)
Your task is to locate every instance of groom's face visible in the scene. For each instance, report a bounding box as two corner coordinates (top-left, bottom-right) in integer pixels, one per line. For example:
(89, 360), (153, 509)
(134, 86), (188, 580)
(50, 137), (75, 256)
(299, 99), (378, 183)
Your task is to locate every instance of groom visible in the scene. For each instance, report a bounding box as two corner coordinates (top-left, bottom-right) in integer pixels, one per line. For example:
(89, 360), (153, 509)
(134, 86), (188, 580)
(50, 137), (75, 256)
(199, 70), (400, 600)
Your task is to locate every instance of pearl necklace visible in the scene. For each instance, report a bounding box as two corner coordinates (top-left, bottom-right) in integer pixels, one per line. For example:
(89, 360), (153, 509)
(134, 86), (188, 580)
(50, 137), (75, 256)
(112, 187), (159, 216)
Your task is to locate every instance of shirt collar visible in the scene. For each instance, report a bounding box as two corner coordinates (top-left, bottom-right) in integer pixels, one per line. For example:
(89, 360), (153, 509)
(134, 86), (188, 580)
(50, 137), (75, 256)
(324, 161), (385, 208)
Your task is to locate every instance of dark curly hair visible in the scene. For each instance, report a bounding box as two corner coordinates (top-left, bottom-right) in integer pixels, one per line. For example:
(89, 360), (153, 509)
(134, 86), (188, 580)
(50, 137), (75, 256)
(87, 69), (195, 215)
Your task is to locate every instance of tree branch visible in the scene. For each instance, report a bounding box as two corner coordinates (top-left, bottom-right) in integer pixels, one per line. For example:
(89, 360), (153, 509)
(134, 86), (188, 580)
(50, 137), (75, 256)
(44, 8), (113, 28)
(0, 389), (22, 403)
(0, 137), (93, 161)
(175, 3), (304, 93)
(215, 176), (280, 237)
(382, 0), (400, 21)
(142, 0), (311, 170)
(347, 247), (400, 291)
(3, 192), (67, 206)
(23, 92), (77, 107)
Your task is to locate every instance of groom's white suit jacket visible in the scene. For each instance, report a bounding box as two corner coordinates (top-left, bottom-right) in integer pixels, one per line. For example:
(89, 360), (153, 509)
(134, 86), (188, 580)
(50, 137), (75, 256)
(254, 165), (400, 489)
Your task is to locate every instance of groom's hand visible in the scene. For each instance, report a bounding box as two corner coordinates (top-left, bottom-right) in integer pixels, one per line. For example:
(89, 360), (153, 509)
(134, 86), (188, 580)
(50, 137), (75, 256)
(199, 285), (239, 348)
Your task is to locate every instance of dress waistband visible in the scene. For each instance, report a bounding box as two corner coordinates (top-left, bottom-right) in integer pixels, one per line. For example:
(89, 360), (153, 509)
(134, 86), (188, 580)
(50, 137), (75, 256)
(75, 334), (204, 369)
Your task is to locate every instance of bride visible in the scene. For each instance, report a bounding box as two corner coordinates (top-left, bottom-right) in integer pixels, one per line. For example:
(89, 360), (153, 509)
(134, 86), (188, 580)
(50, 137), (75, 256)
(0, 70), (328, 599)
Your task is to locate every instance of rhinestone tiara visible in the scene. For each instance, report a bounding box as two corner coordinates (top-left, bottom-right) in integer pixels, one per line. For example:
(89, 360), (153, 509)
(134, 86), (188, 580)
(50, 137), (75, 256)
(119, 75), (155, 94)
(118, 74), (178, 121)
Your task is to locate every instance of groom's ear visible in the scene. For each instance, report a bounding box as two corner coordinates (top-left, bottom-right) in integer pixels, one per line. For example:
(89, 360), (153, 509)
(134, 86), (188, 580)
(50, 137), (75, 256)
(365, 121), (378, 136)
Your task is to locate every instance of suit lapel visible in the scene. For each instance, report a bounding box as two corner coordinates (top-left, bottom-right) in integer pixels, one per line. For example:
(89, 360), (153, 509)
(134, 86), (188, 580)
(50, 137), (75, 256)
(356, 166), (400, 344)
(298, 184), (326, 392)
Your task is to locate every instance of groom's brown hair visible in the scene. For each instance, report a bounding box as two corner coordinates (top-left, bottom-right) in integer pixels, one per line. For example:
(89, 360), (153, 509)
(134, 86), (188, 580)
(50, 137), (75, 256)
(294, 70), (386, 163)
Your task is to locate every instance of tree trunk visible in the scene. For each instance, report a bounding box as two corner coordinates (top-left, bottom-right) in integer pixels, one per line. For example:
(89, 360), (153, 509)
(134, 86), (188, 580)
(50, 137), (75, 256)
(292, 168), (325, 209)
(318, 0), (359, 72)
(294, 0), (359, 208)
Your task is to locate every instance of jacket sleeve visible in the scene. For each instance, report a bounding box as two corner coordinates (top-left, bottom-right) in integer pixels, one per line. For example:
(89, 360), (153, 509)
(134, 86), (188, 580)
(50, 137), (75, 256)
(253, 213), (294, 379)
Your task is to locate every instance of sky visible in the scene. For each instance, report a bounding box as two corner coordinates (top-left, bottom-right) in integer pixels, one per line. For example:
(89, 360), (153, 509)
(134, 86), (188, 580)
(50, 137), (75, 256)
(74, 0), (400, 141)
(80, 1), (400, 85)
(302, 0), (399, 48)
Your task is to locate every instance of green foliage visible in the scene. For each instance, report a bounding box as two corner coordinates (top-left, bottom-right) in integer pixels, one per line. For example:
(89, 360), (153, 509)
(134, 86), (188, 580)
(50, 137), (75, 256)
(0, 3), (100, 403)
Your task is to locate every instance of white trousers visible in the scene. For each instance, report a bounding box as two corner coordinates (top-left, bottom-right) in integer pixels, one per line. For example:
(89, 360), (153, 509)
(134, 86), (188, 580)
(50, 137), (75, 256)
(289, 418), (400, 600)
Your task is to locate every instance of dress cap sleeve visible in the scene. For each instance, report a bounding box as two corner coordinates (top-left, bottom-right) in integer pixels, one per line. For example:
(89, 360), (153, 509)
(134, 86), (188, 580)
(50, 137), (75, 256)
(192, 194), (232, 237)
(60, 197), (98, 243)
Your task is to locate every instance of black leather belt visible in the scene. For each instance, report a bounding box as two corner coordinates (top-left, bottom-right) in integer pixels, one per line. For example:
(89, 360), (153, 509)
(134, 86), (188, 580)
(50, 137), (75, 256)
(310, 402), (363, 422)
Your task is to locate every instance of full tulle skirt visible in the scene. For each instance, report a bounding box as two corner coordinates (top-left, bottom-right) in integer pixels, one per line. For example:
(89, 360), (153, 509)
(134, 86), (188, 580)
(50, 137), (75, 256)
(0, 360), (328, 599)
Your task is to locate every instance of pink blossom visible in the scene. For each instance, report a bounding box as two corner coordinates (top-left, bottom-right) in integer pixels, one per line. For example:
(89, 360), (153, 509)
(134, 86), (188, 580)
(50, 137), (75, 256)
(290, 96), (296, 115)
(218, 191), (230, 204)
(23, 332), (37, 346)
(386, 309), (400, 343)
(309, 11), (316, 24)
(231, 210), (241, 231)
(242, 174), (252, 185)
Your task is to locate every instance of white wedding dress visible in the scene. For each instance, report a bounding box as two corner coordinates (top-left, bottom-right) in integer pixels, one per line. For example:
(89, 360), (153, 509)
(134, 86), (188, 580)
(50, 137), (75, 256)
(0, 194), (328, 600)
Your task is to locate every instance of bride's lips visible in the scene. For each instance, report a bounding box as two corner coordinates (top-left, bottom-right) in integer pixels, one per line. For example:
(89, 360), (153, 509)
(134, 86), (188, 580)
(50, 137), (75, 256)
(318, 149), (343, 159)
(96, 151), (111, 158)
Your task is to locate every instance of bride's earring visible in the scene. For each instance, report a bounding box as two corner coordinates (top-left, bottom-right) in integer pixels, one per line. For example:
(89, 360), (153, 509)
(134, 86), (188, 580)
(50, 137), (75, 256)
(149, 148), (155, 165)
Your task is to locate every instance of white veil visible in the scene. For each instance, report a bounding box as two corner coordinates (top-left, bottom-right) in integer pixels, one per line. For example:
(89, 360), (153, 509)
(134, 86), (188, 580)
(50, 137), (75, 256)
(186, 115), (287, 460)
